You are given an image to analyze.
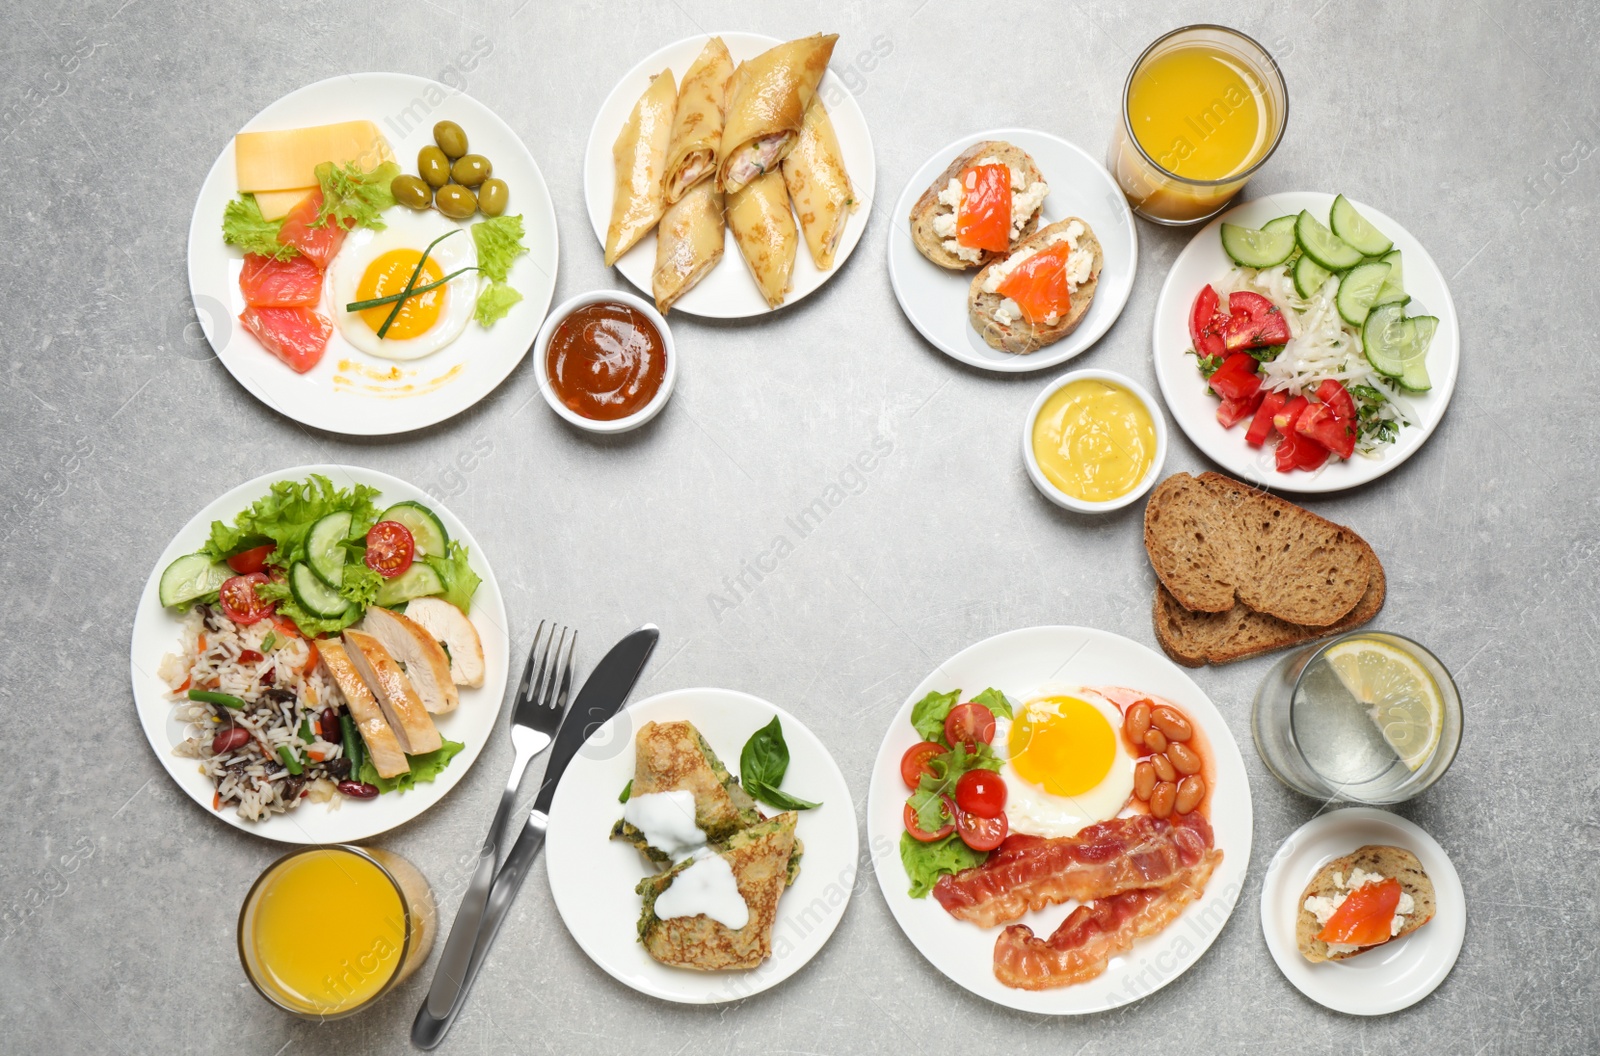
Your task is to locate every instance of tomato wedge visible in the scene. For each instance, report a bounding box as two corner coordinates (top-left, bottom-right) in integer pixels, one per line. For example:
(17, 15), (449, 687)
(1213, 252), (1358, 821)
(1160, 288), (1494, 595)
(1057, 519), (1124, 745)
(903, 796), (956, 842)
(955, 807), (1009, 851)
(226, 543), (276, 575)
(1295, 401), (1357, 459)
(1224, 291), (1291, 351)
(900, 741), (947, 790)
(955, 163), (1013, 253)
(996, 242), (1074, 324)
(1216, 390), (1263, 429)
(1209, 353), (1263, 402)
(219, 573), (275, 625)
(1246, 389), (1289, 447)
(1317, 878), (1402, 947)
(1317, 378), (1358, 421)
(365, 520), (416, 579)
(1274, 395), (1309, 435)
(955, 768), (1007, 818)
(944, 702), (997, 750)
(1189, 284), (1229, 358)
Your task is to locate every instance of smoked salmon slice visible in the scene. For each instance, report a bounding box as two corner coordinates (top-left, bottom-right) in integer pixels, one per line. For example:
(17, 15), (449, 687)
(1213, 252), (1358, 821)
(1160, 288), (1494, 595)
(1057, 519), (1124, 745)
(996, 241), (1073, 323)
(1317, 877), (1401, 946)
(956, 163), (1012, 252)
(239, 305), (331, 374)
(239, 253), (323, 308)
(275, 189), (349, 270)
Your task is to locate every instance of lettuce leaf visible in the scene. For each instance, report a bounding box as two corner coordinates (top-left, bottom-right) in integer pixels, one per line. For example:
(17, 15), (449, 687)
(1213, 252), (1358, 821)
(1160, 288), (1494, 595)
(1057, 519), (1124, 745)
(254, 580), (361, 637)
(222, 195), (297, 260)
(471, 214), (526, 282)
(474, 281), (522, 327)
(314, 160), (400, 231)
(900, 833), (986, 898)
(203, 474), (382, 566)
(910, 689), (961, 743)
(359, 738), (465, 793)
(423, 540), (481, 613)
(971, 687), (1013, 719)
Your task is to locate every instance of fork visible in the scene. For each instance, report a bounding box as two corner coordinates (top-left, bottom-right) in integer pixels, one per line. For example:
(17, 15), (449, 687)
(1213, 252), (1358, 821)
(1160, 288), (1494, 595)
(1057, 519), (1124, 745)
(420, 620), (575, 1019)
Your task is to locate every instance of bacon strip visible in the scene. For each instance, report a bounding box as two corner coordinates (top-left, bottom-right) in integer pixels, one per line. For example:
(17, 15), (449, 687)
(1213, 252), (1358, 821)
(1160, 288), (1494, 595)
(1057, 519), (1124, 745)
(993, 848), (1222, 990)
(933, 812), (1214, 928)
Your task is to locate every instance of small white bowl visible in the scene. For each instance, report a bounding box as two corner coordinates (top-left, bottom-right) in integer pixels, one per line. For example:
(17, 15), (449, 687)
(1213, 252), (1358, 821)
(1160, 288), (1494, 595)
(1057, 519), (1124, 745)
(1021, 368), (1168, 513)
(533, 289), (676, 433)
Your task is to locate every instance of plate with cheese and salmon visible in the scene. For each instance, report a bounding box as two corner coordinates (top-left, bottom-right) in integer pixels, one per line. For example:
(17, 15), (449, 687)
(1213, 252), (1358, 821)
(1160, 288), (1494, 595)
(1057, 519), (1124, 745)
(866, 626), (1251, 1013)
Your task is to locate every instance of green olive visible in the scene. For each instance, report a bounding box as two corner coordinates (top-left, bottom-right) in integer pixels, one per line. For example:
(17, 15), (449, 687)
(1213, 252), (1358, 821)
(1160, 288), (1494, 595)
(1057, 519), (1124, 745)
(390, 173), (432, 210)
(417, 145), (451, 188)
(450, 153), (492, 188)
(433, 120), (469, 159)
(434, 183), (478, 220)
(476, 178), (509, 217)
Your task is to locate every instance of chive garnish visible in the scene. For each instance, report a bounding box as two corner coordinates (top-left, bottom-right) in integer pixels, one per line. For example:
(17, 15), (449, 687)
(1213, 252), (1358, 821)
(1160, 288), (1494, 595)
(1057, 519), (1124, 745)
(346, 265), (480, 313)
(374, 230), (460, 339)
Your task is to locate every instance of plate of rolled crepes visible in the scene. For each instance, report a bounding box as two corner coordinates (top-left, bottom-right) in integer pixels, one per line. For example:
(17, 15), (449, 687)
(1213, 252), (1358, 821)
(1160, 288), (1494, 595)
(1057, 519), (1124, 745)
(583, 32), (876, 317)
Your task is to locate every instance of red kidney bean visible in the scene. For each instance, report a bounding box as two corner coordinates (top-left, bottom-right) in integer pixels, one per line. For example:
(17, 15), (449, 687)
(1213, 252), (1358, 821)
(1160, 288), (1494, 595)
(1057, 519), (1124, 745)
(337, 781), (379, 799)
(1168, 740), (1202, 776)
(260, 667), (275, 685)
(1151, 706), (1193, 742)
(211, 727), (251, 755)
(1175, 775), (1206, 815)
(320, 709), (341, 742)
(239, 649), (264, 664)
(1149, 781), (1177, 819)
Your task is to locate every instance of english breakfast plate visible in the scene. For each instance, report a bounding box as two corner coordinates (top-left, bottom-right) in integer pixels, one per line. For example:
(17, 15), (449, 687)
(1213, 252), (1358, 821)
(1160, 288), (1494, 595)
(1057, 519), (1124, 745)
(866, 625), (1251, 1014)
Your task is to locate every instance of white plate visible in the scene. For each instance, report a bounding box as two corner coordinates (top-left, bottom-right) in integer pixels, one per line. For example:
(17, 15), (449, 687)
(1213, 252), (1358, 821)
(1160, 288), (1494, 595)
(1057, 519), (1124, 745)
(129, 464), (510, 843)
(1260, 807), (1466, 1015)
(887, 129), (1138, 373)
(546, 687), (857, 1003)
(866, 626), (1251, 1013)
(187, 73), (559, 435)
(582, 32), (875, 319)
(1151, 191), (1460, 492)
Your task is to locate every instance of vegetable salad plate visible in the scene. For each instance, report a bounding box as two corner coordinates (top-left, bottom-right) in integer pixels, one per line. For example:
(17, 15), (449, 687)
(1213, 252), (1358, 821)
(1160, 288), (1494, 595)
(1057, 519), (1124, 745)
(545, 687), (857, 1003)
(583, 32), (876, 319)
(188, 73), (558, 435)
(867, 626), (1251, 1013)
(888, 129), (1138, 373)
(1152, 191), (1459, 492)
(130, 464), (510, 843)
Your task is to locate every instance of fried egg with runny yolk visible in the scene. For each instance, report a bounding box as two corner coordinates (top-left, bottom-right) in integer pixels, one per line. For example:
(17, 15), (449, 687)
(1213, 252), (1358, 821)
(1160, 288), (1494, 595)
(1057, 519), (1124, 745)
(993, 689), (1135, 838)
(327, 209), (480, 361)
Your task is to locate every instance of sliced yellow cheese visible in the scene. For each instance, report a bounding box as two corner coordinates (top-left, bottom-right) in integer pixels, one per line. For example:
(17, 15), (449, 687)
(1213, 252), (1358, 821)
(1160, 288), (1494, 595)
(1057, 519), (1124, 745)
(234, 120), (394, 193)
(254, 187), (316, 221)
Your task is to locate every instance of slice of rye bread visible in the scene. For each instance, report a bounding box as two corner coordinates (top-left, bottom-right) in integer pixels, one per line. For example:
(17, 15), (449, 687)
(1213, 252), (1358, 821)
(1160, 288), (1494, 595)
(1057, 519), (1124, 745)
(1296, 845), (1436, 963)
(909, 141), (1045, 270)
(967, 219), (1103, 354)
(1143, 472), (1372, 627)
(1153, 542), (1386, 667)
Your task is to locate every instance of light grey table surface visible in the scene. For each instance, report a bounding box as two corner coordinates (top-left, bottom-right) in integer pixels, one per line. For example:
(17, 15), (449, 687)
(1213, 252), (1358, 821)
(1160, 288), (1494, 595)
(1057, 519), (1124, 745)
(3, 1), (1595, 1053)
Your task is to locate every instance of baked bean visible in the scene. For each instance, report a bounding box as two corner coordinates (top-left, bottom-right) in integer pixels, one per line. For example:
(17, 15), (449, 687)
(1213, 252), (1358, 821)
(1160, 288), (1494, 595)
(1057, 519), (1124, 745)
(1175, 774), (1206, 815)
(1151, 705), (1192, 742)
(1153, 752), (1177, 782)
(1168, 740), (1202, 776)
(1134, 761), (1157, 801)
(1149, 780), (1177, 819)
(1144, 728), (1168, 754)
(1125, 702), (1152, 746)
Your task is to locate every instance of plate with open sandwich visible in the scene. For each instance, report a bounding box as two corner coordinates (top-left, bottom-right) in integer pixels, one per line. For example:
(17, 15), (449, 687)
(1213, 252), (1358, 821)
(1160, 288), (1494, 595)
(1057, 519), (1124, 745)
(867, 626), (1251, 1013)
(1152, 191), (1460, 492)
(545, 687), (856, 1003)
(583, 32), (875, 318)
(1260, 807), (1465, 1015)
(129, 464), (510, 843)
(887, 129), (1138, 373)
(188, 73), (558, 435)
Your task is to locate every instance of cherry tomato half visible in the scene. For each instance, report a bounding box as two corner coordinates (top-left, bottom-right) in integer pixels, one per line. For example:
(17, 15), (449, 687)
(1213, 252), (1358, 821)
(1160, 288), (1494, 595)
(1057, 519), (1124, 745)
(900, 741), (947, 790)
(944, 702), (997, 750)
(226, 543), (276, 575)
(955, 807), (1009, 851)
(219, 573), (275, 625)
(955, 769), (1007, 818)
(903, 796), (956, 842)
(364, 521), (416, 579)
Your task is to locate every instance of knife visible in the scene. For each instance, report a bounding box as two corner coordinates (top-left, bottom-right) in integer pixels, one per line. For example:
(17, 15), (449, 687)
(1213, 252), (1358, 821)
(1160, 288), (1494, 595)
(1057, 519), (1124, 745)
(411, 624), (659, 1050)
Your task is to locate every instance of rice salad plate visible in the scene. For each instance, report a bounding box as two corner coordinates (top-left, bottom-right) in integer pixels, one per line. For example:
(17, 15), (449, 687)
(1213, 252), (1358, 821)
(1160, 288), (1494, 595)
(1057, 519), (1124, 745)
(130, 465), (509, 844)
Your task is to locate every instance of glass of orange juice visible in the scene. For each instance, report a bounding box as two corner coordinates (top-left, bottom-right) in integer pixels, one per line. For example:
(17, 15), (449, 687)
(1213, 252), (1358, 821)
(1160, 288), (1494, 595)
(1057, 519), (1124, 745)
(1107, 25), (1288, 225)
(238, 845), (436, 1020)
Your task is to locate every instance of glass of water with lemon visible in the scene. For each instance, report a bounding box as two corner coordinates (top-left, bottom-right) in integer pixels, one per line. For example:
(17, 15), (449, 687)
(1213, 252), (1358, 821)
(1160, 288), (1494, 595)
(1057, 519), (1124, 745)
(1252, 632), (1461, 803)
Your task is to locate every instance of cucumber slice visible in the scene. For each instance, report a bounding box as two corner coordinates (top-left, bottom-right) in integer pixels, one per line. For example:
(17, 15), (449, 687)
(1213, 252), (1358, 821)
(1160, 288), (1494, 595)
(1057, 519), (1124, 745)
(1398, 316), (1437, 391)
(1221, 222), (1297, 268)
(378, 501), (449, 558)
(1262, 215), (1298, 236)
(375, 562), (445, 607)
(1362, 302), (1435, 382)
(1329, 194), (1394, 256)
(290, 562), (350, 618)
(1295, 211), (1364, 270)
(1336, 262), (1392, 327)
(159, 553), (232, 607)
(1372, 249), (1407, 307)
(1293, 253), (1332, 299)
(306, 510), (353, 589)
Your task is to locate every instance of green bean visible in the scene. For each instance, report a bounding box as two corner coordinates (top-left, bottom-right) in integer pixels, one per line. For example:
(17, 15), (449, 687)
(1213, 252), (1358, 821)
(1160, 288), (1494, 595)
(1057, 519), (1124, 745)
(188, 689), (247, 710)
(277, 746), (304, 776)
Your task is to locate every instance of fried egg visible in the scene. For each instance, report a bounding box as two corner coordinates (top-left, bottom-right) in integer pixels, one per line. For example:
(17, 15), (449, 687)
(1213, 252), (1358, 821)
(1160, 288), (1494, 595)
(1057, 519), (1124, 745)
(327, 210), (481, 361)
(994, 687), (1135, 838)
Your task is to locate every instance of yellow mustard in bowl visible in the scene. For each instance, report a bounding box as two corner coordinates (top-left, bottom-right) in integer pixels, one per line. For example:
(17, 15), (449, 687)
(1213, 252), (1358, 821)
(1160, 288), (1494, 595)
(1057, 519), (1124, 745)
(1031, 378), (1157, 503)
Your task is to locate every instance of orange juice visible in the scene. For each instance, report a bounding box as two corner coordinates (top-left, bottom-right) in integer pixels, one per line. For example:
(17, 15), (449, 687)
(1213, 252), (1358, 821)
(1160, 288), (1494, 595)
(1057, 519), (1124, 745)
(1127, 46), (1271, 181)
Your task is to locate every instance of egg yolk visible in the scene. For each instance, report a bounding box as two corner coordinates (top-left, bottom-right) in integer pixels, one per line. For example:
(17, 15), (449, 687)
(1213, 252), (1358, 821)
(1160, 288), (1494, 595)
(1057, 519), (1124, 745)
(356, 249), (446, 340)
(1008, 696), (1116, 797)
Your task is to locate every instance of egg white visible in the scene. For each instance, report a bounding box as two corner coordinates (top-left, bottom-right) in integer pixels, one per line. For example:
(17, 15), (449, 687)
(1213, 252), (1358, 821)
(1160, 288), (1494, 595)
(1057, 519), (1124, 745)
(326, 209), (482, 361)
(994, 687), (1136, 839)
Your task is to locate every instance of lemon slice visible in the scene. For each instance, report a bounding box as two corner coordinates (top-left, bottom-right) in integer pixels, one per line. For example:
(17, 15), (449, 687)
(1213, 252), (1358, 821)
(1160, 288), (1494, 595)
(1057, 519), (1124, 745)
(1323, 638), (1443, 772)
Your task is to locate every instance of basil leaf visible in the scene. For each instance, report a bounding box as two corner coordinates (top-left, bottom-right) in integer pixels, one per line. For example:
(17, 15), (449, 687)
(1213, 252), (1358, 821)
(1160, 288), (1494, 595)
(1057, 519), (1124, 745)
(740, 716), (791, 788)
(909, 688), (961, 744)
(745, 779), (820, 812)
(618, 779), (632, 804)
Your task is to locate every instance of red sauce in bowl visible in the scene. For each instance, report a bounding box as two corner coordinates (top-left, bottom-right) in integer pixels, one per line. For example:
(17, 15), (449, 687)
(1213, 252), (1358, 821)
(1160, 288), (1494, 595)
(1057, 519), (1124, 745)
(545, 301), (666, 421)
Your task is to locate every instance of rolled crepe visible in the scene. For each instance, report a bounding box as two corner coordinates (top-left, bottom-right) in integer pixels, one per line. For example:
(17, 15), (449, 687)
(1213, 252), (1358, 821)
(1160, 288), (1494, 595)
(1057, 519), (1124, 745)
(726, 169), (797, 309)
(781, 99), (855, 270)
(605, 69), (678, 266)
(652, 179), (725, 313)
(718, 33), (838, 196)
(663, 37), (734, 206)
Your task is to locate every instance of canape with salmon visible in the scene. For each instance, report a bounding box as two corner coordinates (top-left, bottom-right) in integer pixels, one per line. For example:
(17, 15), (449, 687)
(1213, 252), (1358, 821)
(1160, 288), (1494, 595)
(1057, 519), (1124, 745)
(909, 141), (1049, 270)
